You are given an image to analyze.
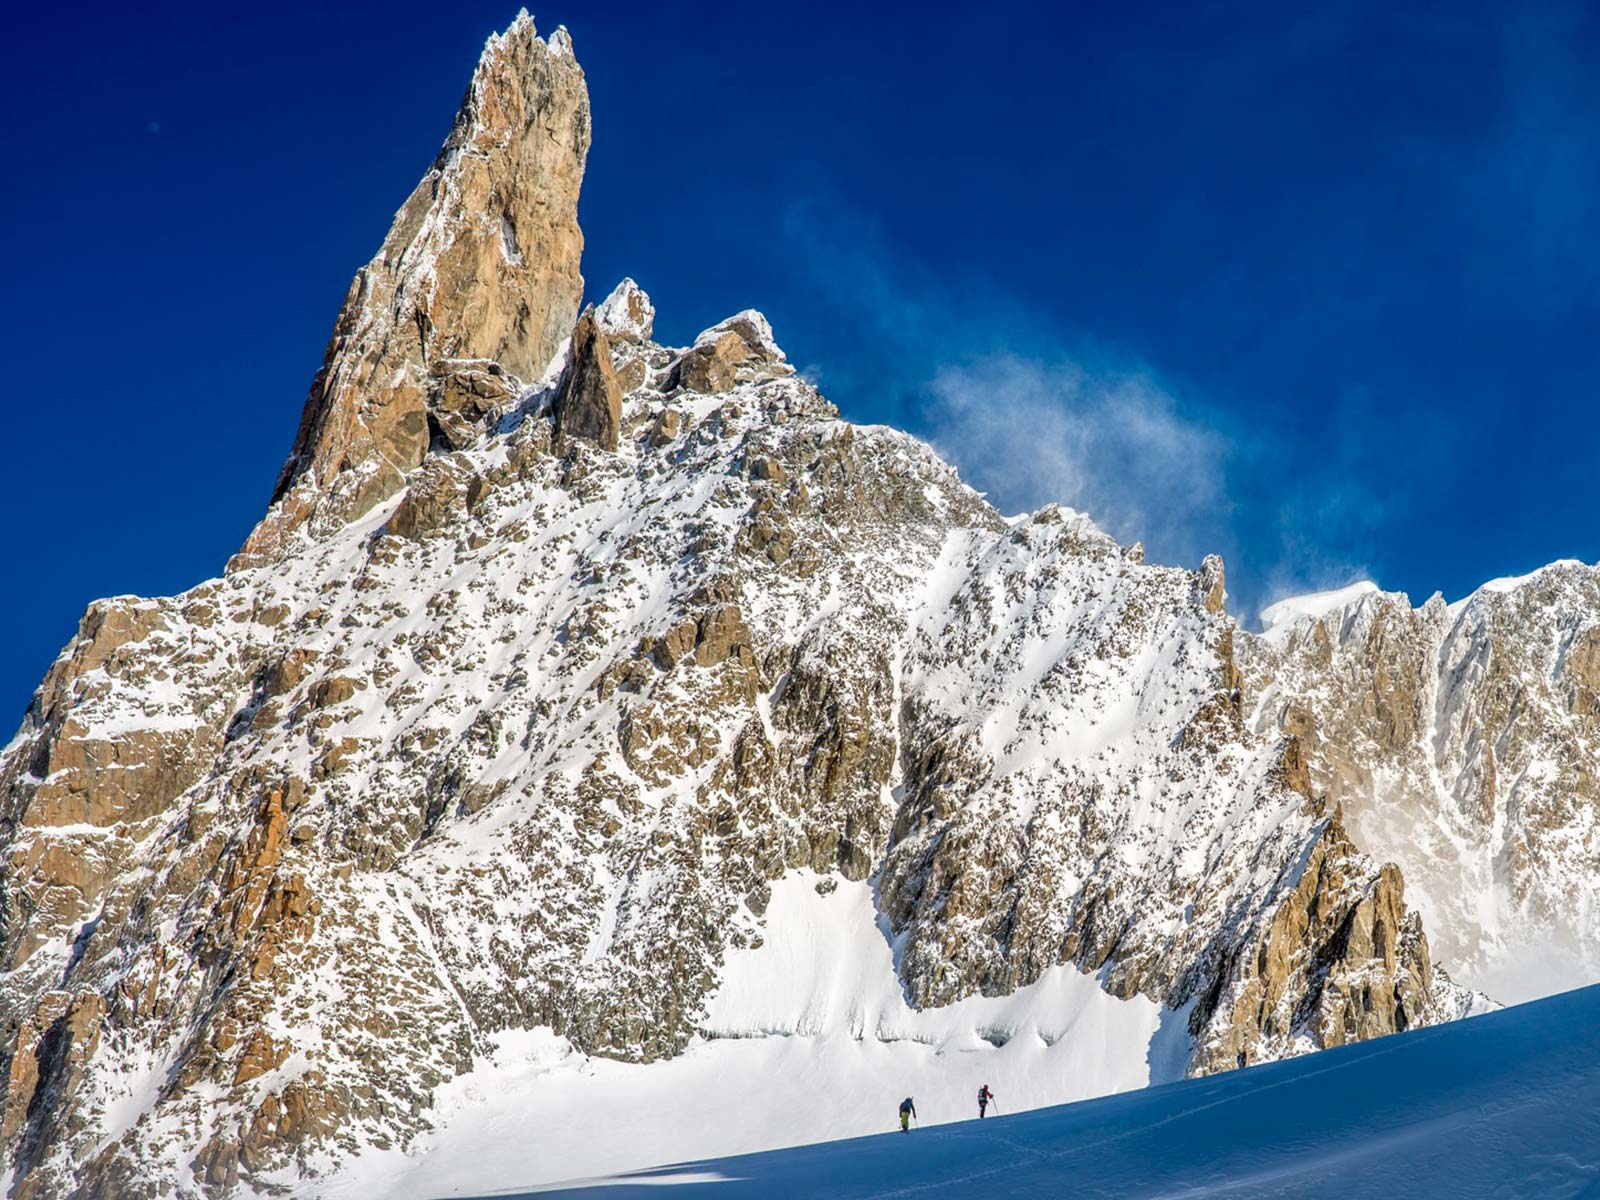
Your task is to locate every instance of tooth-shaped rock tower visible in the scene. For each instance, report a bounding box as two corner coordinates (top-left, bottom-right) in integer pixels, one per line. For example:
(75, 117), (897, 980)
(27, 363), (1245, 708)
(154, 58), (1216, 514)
(233, 12), (590, 570)
(25, 9), (1600, 1199)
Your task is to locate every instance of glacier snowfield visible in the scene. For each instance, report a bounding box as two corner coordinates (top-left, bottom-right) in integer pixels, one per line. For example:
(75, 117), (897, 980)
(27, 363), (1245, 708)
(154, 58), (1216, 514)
(527, 981), (1598, 1199)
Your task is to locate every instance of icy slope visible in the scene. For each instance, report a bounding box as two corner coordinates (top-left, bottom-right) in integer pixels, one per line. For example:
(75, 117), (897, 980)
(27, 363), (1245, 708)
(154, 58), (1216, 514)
(535, 984), (1600, 1200)
(306, 872), (1190, 1197)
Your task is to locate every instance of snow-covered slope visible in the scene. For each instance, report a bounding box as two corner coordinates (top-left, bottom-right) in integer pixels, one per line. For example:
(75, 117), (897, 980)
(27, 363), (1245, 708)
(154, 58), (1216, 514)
(526, 984), (1600, 1200)
(308, 872), (1188, 1197)
(1258, 581), (1381, 632)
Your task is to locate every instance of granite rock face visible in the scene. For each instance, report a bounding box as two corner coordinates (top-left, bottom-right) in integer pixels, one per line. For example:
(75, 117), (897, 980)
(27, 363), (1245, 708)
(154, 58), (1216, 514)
(232, 13), (590, 570)
(552, 308), (622, 449)
(667, 311), (790, 396)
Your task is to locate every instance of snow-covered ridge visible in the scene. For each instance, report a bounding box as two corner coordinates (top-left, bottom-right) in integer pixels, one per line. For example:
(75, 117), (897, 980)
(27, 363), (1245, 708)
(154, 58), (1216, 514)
(1259, 557), (1600, 632)
(1242, 555), (1600, 1004)
(1258, 580), (1381, 633)
(1449, 557), (1594, 613)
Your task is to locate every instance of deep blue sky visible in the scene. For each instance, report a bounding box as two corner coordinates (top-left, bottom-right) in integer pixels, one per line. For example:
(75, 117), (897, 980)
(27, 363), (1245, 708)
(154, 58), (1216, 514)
(3, 1), (1597, 720)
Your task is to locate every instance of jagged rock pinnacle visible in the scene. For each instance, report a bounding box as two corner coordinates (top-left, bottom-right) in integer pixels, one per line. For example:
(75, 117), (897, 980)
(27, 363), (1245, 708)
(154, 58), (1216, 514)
(231, 13), (590, 571)
(553, 307), (622, 449)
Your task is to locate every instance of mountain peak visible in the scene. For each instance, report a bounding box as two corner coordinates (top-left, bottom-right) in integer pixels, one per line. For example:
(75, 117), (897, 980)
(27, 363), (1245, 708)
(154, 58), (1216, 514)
(1257, 579), (1383, 633)
(596, 277), (655, 343)
(8, 13), (1595, 1199)
(231, 13), (591, 572)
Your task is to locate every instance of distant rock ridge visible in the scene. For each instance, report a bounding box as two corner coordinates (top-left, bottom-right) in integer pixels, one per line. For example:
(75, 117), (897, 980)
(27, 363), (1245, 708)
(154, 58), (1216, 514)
(0, 12), (1586, 1200)
(1242, 560), (1600, 1002)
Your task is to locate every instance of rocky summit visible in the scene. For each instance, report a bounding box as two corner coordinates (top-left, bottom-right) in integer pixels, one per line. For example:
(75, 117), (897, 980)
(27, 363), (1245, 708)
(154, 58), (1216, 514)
(231, 15), (589, 572)
(1, 12), (1594, 1199)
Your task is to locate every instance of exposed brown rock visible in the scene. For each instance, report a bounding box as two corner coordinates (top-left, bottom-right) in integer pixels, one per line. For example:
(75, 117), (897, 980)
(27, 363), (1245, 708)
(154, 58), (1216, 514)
(692, 604), (755, 669)
(232, 1030), (289, 1086)
(1273, 735), (1315, 801)
(1562, 626), (1600, 717)
(388, 455), (477, 539)
(640, 605), (758, 681)
(314, 737), (364, 780)
(0, 994), (72, 1146)
(649, 408), (682, 447)
(22, 721), (215, 829)
(1192, 812), (1437, 1073)
(647, 618), (700, 670)
(615, 358), (648, 394)
(430, 359), (517, 449)
(307, 676), (362, 709)
(713, 313), (784, 363)
(1, 991), (104, 1182)
(553, 309), (622, 450)
(256, 603), (290, 627)
(667, 314), (784, 396)
(265, 648), (319, 698)
(670, 332), (746, 395)
(749, 455), (787, 484)
(233, 17), (590, 569)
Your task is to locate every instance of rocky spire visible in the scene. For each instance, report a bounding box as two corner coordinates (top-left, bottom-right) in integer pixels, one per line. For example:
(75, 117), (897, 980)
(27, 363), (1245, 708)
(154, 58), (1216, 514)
(553, 307), (622, 450)
(231, 13), (590, 571)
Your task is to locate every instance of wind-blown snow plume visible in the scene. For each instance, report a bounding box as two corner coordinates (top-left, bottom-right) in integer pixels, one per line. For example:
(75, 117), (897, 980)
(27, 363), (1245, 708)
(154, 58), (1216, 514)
(923, 353), (1228, 561)
(777, 200), (1237, 571)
